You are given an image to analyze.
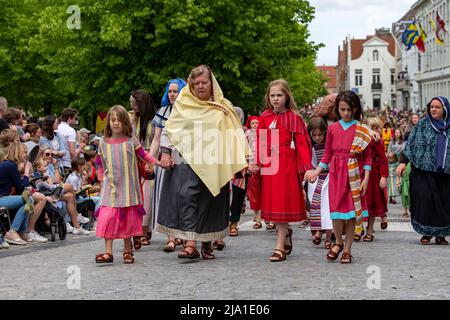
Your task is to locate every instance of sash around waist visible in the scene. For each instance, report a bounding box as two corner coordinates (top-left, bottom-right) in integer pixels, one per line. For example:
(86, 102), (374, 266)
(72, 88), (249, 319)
(333, 151), (359, 159)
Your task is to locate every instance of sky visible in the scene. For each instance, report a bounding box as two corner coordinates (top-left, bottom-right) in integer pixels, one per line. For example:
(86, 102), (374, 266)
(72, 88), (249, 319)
(308, 0), (417, 66)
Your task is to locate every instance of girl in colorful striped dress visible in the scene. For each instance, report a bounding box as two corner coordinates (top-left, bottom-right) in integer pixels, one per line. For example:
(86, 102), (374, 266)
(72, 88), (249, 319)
(95, 105), (161, 264)
(307, 117), (333, 249)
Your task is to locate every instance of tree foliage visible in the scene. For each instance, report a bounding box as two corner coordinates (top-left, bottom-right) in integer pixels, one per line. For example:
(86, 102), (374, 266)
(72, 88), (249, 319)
(0, 0), (326, 128)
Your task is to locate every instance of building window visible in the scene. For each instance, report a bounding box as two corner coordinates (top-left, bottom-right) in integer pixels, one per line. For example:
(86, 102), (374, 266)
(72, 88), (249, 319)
(391, 69), (395, 86)
(373, 94), (381, 109)
(373, 50), (379, 61)
(355, 69), (363, 86)
(373, 69), (380, 84)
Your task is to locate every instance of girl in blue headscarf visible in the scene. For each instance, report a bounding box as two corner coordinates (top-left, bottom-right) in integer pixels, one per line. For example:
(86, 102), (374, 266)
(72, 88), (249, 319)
(148, 78), (187, 252)
(398, 96), (450, 245)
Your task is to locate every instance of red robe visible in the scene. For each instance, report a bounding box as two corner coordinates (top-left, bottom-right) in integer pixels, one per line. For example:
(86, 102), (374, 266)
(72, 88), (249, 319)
(366, 139), (389, 217)
(320, 121), (372, 219)
(257, 109), (312, 223)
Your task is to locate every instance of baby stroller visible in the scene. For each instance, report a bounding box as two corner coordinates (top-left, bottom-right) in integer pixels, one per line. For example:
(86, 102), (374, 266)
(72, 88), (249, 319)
(75, 185), (96, 231)
(31, 175), (67, 242)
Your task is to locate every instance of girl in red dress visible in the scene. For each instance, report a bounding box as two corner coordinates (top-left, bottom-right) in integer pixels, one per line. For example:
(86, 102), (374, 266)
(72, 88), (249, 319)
(305, 90), (372, 264)
(249, 79), (312, 262)
(364, 117), (388, 242)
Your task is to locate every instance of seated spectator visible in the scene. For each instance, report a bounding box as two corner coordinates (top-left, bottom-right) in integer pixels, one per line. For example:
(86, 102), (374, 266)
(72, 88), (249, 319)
(36, 147), (90, 235)
(4, 108), (30, 142)
(0, 129), (20, 148)
(39, 115), (66, 171)
(24, 123), (42, 144)
(0, 143), (48, 244)
(83, 149), (99, 186)
(66, 157), (100, 213)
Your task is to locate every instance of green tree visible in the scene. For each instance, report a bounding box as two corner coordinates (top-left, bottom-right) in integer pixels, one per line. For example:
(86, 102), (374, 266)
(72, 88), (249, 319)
(1, 0), (326, 128)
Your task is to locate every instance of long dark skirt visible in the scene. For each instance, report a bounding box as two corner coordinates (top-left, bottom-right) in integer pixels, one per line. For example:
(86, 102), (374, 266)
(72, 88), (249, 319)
(410, 166), (450, 237)
(155, 163), (230, 241)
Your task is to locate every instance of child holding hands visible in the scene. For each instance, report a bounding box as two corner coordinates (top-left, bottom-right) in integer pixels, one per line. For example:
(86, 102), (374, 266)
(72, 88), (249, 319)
(95, 105), (161, 264)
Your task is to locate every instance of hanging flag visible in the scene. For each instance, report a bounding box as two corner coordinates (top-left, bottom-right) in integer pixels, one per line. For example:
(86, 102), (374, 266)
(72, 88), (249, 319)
(415, 20), (425, 52)
(402, 22), (419, 50)
(415, 20), (427, 53)
(431, 12), (447, 45)
(430, 15), (443, 44)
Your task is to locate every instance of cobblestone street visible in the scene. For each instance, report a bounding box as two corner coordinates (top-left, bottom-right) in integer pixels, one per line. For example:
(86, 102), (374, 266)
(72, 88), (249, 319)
(1, 203), (449, 300)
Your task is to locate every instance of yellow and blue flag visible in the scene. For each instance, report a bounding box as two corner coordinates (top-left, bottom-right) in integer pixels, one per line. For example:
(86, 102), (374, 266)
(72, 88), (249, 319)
(402, 22), (419, 50)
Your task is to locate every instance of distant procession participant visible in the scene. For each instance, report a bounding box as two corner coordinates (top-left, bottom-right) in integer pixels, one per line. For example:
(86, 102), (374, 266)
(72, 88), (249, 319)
(150, 78), (187, 253)
(129, 89), (157, 249)
(307, 117), (333, 249)
(250, 79), (312, 262)
(245, 115), (263, 229)
(364, 117), (389, 241)
(397, 96), (450, 245)
(155, 65), (248, 260)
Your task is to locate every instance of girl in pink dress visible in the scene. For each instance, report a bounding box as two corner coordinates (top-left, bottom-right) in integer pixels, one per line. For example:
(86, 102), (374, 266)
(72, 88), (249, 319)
(95, 105), (161, 264)
(305, 90), (372, 264)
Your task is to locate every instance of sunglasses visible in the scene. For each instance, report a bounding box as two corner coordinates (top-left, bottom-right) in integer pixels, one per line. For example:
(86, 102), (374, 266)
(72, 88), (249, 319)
(44, 152), (53, 157)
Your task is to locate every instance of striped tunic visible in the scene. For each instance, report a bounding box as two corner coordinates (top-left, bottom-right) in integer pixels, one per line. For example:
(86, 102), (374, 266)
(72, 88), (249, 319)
(99, 137), (142, 207)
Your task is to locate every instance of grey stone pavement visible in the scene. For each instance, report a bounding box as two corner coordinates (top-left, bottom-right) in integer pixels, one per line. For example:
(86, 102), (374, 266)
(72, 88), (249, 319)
(1, 202), (450, 300)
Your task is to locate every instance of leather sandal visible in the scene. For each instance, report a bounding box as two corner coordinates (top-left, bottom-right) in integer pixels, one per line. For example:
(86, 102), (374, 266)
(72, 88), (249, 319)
(140, 236), (150, 246)
(201, 242), (215, 260)
(324, 240), (332, 250)
(354, 232), (363, 241)
(266, 223), (276, 230)
(95, 253), (114, 263)
(178, 245), (200, 259)
(435, 237), (448, 245)
(420, 235), (432, 245)
(380, 215), (388, 230)
(326, 243), (343, 261)
(132, 236), (142, 250)
(123, 252), (135, 264)
(163, 240), (177, 253)
(229, 227), (238, 237)
(312, 231), (323, 245)
(270, 249), (286, 262)
(340, 252), (354, 264)
(253, 222), (262, 229)
(363, 234), (375, 242)
(284, 227), (293, 255)
(212, 240), (226, 251)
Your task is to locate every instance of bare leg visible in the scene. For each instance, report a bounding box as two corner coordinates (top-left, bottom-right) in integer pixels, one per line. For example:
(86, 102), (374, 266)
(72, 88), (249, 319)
(28, 192), (46, 231)
(105, 239), (113, 254)
(343, 219), (356, 254)
(61, 193), (81, 229)
(367, 217), (375, 236)
(275, 223), (288, 252)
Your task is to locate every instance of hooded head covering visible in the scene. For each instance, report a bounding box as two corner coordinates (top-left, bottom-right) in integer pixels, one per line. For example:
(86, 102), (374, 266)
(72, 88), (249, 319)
(165, 71), (250, 196)
(245, 115), (259, 129)
(161, 78), (187, 107)
(427, 96), (450, 171)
